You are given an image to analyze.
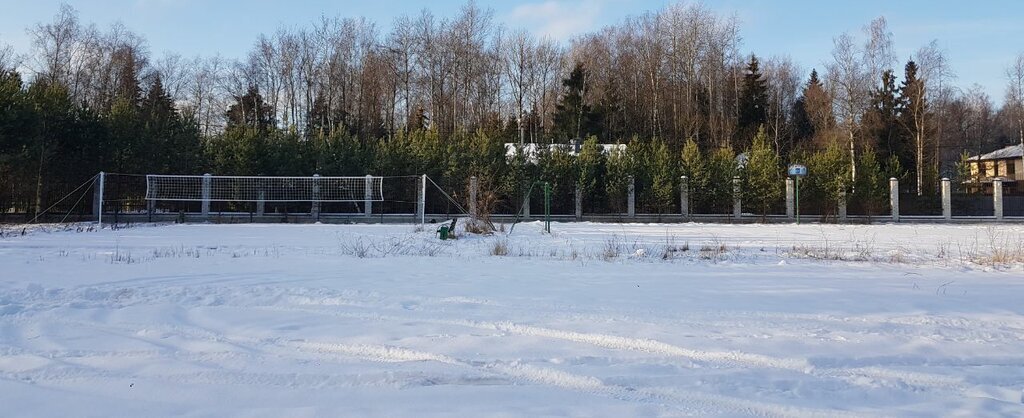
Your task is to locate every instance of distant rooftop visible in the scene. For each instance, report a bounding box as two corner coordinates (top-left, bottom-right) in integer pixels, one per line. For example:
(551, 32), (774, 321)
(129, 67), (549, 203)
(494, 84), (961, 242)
(969, 144), (1023, 161)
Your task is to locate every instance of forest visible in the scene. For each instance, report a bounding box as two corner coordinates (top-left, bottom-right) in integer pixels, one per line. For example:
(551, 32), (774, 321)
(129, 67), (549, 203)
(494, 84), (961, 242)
(1, 2), (1023, 218)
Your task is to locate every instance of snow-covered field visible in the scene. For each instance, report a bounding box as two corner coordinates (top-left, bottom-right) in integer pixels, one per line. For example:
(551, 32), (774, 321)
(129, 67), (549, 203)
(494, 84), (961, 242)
(1, 221), (1023, 417)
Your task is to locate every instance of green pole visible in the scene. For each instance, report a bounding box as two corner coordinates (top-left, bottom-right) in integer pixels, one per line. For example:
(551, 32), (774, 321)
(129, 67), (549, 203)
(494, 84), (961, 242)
(795, 176), (801, 225)
(544, 182), (551, 233)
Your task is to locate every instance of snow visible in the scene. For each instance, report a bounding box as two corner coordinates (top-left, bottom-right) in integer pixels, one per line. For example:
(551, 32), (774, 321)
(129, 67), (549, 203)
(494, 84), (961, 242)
(1, 221), (1023, 417)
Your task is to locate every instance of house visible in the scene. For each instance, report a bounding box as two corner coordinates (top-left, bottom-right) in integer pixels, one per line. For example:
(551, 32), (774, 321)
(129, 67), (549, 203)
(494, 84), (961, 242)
(504, 141), (626, 164)
(966, 144), (1023, 193)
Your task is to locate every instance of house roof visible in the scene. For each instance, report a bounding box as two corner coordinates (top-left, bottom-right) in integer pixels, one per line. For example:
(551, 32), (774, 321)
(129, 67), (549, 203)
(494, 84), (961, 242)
(969, 144), (1023, 161)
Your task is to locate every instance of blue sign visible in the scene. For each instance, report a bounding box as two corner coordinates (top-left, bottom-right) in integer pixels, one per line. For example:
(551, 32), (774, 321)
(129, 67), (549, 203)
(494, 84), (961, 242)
(788, 164), (807, 177)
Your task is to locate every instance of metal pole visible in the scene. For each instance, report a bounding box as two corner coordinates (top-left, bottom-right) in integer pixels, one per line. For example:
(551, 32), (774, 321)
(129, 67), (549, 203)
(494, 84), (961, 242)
(97, 171), (105, 229)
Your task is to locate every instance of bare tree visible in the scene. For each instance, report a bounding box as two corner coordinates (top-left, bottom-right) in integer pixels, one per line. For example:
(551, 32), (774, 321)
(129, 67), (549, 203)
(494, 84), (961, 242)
(827, 32), (868, 183)
(914, 40), (954, 184)
(0, 40), (18, 72)
(1006, 52), (1024, 178)
(763, 56), (802, 152)
(500, 29), (536, 145)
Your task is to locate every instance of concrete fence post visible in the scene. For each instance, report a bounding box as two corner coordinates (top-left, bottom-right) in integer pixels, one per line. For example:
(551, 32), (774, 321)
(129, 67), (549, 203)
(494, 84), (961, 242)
(838, 190), (848, 222)
(523, 192), (531, 219)
(890, 177), (899, 222)
(941, 178), (951, 220)
(680, 176), (689, 218)
(575, 184), (583, 221)
(627, 175), (636, 218)
(732, 176), (742, 219)
(785, 178), (795, 219)
(364, 175), (373, 217)
(417, 174), (427, 224)
(469, 175), (478, 222)
(993, 178), (1004, 220)
(256, 191), (265, 217)
(201, 173), (211, 218)
(311, 174), (321, 222)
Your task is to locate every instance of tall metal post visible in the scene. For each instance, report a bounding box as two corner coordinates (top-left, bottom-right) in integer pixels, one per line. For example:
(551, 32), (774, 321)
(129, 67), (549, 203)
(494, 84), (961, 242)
(838, 190), (848, 222)
(96, 171), (105, 228)
(311, 174), (321, 222)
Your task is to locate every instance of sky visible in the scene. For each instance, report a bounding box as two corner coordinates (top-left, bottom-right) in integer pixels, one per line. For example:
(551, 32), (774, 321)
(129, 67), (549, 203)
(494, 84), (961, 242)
(1, 0), (1022, 102)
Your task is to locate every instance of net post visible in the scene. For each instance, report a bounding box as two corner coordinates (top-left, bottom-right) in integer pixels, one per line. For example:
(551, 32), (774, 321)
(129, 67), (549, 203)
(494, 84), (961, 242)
(256, 191), (265, 217)
(311, 174), (321, 222)
(94, 171), (105, 228)
(202, 173), (211, 218)
(364, 175), (373, 217)
(418, 174), (426, 225)
(147, 180), (156, 222)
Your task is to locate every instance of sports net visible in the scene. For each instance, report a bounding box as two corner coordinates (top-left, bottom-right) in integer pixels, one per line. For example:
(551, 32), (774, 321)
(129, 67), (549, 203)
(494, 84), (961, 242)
(145, 175), (384, 202)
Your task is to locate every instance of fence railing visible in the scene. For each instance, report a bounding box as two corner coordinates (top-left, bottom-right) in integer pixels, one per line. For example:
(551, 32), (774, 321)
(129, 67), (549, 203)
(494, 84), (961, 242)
(5, 173), (1024, 225)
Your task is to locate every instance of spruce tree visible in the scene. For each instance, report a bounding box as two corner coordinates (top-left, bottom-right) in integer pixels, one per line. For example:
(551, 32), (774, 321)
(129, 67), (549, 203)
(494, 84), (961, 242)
(737, 55), (768, 150)
(743, 126), (782, 220)
(552, 62), (595, 142)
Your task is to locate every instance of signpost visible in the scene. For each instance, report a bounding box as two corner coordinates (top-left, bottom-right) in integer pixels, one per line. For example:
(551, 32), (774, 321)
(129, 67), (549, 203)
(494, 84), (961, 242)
(788, 164), (807, 224)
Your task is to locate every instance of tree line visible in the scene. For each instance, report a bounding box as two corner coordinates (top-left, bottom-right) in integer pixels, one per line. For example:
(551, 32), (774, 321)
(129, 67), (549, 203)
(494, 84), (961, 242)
(1, 2), (1023, 218)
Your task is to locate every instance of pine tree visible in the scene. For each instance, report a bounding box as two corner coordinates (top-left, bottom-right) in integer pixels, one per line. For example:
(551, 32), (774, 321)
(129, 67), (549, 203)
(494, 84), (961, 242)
(742, 126), (782, 220)
(807, 140), (850, 220)
(707, 147), (737, 213)
(854, 146), (887, 218)
(577, 136), (605, 210)
(680, 138), (707, 211)
(645, 138), (677, 214)
(737, 55), (768, 150)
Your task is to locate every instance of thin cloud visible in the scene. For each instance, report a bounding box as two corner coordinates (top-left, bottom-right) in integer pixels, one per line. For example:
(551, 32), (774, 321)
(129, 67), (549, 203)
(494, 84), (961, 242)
(508, 0), (603, 41)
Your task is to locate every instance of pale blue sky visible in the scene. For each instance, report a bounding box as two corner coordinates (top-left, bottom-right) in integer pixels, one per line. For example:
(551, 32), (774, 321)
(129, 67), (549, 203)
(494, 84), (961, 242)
(1, 0), (1022, 101)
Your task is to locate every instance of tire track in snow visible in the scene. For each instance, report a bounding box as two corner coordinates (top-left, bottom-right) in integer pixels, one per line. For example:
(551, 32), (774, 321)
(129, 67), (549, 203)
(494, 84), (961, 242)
(286, 340), (868, 418)
(2, 285), (992, 398)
